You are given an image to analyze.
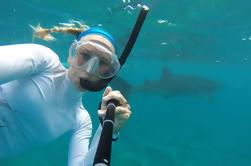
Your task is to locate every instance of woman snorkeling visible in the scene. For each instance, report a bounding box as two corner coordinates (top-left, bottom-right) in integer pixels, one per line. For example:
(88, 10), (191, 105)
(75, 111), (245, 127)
(0, 22), (132, 166)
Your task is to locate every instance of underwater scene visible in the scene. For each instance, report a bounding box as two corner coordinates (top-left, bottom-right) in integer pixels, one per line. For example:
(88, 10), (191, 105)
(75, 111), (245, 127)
(0, 0), (251, 165)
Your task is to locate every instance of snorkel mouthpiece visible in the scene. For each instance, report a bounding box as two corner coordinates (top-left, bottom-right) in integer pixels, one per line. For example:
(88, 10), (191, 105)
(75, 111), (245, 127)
(80, 77), (112, 92)
(79, 5), (149, 92)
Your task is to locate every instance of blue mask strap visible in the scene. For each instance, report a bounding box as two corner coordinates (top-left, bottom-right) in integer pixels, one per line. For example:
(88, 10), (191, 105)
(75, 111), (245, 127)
(76, 27), (117, 52)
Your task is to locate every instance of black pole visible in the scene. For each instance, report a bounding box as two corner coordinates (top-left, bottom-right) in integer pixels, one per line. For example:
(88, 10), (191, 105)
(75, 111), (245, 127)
(93, 5), (149, 166)
(93, 99), (119, 166)
(119, 5), (149, 66)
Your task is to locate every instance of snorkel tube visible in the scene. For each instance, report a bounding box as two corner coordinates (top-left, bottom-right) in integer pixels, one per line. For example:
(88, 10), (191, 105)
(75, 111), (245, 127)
(93, 5), (149, 166)
(80, 5), (149, 92)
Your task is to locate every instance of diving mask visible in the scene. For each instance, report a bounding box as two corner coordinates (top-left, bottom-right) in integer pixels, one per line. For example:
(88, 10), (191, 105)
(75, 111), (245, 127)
(69, 40), (121, 79)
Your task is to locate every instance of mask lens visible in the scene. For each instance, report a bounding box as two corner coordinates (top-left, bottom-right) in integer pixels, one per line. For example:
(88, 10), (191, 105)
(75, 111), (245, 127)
(69, 40), (120, 79)
(98, 54), (120, 78)
(78, 51), (93, 66)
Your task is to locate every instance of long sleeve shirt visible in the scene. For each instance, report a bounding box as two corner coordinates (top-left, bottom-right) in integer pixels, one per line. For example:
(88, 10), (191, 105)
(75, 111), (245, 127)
(0, 43), (100, 165)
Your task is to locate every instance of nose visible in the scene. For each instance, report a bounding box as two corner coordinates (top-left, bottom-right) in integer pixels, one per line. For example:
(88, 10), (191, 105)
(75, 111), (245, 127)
(86, 56), (99, 74)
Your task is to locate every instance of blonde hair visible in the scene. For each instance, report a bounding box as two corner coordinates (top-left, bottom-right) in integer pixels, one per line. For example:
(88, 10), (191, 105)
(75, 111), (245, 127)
(29, 20), (89, 41)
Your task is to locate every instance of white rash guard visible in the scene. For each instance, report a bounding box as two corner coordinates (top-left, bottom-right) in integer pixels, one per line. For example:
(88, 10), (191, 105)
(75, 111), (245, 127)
(0, 44), (101, 166)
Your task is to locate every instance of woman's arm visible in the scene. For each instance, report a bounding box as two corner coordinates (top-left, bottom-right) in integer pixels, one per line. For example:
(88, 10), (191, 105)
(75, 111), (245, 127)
(0, 43), (60, 84)
(68, 106), (104, 166)
(68, 87), (131, 166)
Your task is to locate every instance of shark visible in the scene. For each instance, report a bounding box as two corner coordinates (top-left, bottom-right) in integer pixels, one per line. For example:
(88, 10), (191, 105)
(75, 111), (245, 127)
(110, 67), (223, 99)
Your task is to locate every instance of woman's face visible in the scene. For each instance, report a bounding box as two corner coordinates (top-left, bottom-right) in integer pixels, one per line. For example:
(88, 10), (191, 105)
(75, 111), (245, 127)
(67, 34), (116, 91)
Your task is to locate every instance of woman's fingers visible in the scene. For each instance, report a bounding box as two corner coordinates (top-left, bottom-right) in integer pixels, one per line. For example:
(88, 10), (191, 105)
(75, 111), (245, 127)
(101, 86), (113, 110)
(98, 105), (132, 119)
(102, 90), (128, 107)
(100, 89), (131, 132)
(98, 109), (106, 119)
(99, 100), (131, 134)
(102, 86), (112, 97)
(115, 106), (131, 115)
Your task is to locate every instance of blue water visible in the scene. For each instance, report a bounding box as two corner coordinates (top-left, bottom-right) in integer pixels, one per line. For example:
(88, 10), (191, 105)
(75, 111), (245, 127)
(1, 0), (251, 165)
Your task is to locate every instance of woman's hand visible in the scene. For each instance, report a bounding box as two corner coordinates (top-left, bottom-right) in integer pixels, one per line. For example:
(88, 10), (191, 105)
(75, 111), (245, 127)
(98, 86), (131, 134)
